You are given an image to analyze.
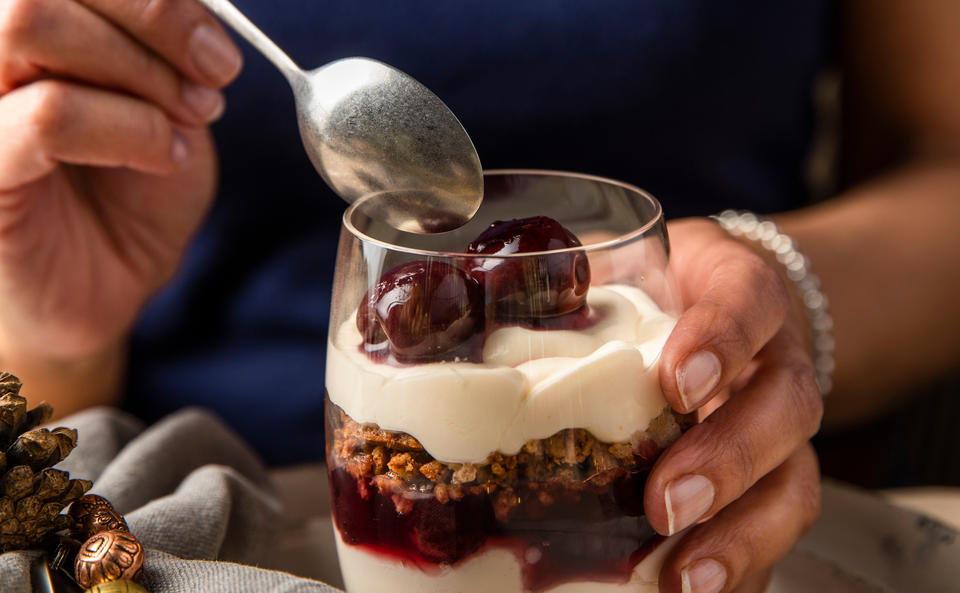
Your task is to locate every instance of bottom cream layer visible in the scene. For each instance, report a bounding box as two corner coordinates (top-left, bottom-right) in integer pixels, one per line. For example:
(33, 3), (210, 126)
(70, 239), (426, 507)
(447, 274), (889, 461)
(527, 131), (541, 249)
(335, 527), (677, 593)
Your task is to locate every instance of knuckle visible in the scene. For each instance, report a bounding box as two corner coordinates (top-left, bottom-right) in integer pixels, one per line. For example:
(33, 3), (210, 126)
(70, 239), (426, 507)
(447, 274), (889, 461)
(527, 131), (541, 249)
(797, 479), (822, 533)
(742, 252), (790, 317)
(26, 80), (71, 138)
(705, 300), (756, 357)
(0, 0), (46, 43)
(133, 0), (178, 28)
(698, 426), (758, 499)
(0, 59), (16, 94)
(140, 105), (171, 153)
(727, 431), (760, 493)
(784, 361), (824, 437)
(737, 521), (766, 568)
(128, 44), (177, 95)
(695, 518), (755, 582)
(793, 451), (823, 533)
(738, 250), (769, 276)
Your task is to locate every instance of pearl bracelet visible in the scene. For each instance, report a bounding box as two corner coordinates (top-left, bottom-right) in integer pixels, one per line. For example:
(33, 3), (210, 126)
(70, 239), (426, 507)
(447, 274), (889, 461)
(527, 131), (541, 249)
(710, 210), (835, 396)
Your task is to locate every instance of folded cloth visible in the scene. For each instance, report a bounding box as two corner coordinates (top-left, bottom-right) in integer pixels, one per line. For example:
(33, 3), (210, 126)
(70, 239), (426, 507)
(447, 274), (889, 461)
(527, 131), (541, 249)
(0, 407), (342, 593)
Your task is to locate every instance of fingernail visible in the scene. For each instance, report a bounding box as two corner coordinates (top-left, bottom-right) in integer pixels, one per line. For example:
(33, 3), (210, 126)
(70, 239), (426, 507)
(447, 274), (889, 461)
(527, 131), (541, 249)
(665, 474), (715, 535)
(181, 81), (224, 121)
(171, 131), (189, 163)
(681, 558), (727, 593)
(190, 24), (242, 84)
(677, 350), (722, 410)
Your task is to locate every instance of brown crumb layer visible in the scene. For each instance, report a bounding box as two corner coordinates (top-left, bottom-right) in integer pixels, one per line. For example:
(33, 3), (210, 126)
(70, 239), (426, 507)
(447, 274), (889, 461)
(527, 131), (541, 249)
(330, 406), (693, 521)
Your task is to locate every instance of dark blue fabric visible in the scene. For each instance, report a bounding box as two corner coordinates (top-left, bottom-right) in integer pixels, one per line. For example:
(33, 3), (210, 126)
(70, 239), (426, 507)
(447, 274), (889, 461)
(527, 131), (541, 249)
(125, 0), (833, 465)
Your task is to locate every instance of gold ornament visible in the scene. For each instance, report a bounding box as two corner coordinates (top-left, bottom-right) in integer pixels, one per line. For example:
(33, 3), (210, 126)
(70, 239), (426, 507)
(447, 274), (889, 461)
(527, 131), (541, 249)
(75, 529), (144, 589)
(84, 580), (149, 593)
(70, 494), (129, 539)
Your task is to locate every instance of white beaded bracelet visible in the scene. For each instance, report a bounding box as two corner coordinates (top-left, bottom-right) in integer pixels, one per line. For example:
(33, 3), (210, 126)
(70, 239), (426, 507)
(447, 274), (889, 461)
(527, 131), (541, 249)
(710, 210), (835, 396)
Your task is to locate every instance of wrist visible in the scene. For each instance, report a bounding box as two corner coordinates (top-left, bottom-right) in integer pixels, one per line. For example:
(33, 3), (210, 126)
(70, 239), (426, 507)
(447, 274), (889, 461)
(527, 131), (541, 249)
(0, 336), (126, 417)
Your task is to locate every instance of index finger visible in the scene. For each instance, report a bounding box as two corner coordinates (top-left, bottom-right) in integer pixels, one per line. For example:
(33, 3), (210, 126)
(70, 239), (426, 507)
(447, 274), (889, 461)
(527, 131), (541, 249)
(660, 236), (789, 413)
(76, 0), (242, 87)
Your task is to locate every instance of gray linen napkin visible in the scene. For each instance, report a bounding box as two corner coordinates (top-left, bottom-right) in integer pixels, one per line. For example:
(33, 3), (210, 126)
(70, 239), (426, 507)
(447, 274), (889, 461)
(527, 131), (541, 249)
(0, 407), (342, 593)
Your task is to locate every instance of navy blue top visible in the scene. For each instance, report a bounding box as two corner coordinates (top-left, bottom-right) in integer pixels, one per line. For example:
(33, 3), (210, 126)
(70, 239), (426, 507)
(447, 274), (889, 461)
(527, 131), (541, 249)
(124, 0), (832, 465)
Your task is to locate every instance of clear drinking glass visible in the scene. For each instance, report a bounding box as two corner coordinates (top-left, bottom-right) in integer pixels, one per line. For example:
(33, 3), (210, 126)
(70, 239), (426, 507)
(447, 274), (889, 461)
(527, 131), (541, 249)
(325, 170), (691, 593)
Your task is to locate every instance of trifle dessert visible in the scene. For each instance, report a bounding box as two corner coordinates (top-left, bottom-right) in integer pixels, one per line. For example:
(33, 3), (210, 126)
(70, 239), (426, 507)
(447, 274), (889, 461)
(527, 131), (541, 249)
(326, 173), (690, 593)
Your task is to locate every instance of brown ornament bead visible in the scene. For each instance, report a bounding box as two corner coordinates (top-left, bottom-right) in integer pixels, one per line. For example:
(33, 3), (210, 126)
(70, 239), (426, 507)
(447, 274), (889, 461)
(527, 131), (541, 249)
(70, 494), (129, 540)
(84, 580), (149, 593)
(75, 529), (144, 589)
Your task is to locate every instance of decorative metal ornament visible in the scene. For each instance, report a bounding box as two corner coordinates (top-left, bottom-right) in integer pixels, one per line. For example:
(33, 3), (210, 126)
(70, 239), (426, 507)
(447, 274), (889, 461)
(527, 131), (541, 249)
(75, 529), (144, 589)
(84, 580), (150, 593)
(70, 494), (130, 539)
(0, 372), (148, 591)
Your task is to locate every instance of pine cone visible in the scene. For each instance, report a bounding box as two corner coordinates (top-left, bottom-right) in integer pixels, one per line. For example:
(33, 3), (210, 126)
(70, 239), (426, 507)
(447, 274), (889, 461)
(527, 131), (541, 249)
(0, 372), (92, 551)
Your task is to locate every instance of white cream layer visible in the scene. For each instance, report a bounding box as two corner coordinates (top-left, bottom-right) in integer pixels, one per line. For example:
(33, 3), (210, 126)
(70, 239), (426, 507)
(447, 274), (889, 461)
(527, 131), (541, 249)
(335, 528), (677, 593)
(326, 285), (676, 463)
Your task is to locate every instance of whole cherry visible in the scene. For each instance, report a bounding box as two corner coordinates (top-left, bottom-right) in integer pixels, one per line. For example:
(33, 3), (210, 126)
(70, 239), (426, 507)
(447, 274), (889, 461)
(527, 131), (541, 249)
(466, 216), (590, 319)
(357, 261), (483, 362)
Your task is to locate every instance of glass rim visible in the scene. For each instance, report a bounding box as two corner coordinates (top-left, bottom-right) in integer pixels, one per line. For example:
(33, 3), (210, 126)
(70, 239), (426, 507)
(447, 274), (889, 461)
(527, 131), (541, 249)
(342, 168), (664, 258)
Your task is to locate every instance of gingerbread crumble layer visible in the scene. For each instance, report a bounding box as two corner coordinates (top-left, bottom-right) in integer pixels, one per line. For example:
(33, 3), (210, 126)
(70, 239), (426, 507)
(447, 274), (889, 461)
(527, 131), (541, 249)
(330, 406), (693, 522)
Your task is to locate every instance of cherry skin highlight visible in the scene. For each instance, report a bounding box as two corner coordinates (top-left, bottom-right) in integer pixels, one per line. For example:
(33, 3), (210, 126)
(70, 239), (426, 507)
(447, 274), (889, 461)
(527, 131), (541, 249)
(467, 216), (590, 319)
(357, 261), (483, 362)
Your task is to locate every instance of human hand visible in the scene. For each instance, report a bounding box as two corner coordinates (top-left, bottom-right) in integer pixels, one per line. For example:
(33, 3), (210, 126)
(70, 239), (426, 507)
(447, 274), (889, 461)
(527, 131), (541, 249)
(0, 0), (242, 362)
(648, 217), (823, 593)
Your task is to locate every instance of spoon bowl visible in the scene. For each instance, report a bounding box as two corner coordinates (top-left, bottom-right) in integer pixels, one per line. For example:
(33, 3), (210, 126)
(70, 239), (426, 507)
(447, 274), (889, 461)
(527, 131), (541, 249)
(196, 0), (483, 233)
(293, 59), (483, 233)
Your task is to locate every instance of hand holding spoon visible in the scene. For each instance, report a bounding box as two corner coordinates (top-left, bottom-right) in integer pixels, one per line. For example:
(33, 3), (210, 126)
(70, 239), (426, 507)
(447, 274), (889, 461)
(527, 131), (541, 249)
(194, 0), (483, 233)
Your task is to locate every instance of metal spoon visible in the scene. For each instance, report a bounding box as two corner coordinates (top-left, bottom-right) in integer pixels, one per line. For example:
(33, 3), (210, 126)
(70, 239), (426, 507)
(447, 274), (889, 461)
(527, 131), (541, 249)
(195, 0), (483, 233)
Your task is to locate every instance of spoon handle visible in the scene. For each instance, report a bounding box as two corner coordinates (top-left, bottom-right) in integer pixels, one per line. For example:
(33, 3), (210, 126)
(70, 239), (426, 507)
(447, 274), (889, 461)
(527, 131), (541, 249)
(194, 0), (303, 80)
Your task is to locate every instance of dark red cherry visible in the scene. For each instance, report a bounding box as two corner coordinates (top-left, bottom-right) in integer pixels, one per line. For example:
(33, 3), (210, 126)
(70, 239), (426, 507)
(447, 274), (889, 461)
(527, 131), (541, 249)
(466, 216), (590, 318)
(357, 261), (482, 362)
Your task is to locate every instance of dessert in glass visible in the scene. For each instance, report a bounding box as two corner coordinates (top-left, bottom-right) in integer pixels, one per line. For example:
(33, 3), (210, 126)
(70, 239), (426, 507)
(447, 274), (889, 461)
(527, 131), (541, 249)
(325, 171), (692, 593)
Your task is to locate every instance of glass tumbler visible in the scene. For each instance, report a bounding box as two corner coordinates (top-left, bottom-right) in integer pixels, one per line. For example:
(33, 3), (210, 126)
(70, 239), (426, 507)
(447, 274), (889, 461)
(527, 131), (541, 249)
(325, 170), (691, 593)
